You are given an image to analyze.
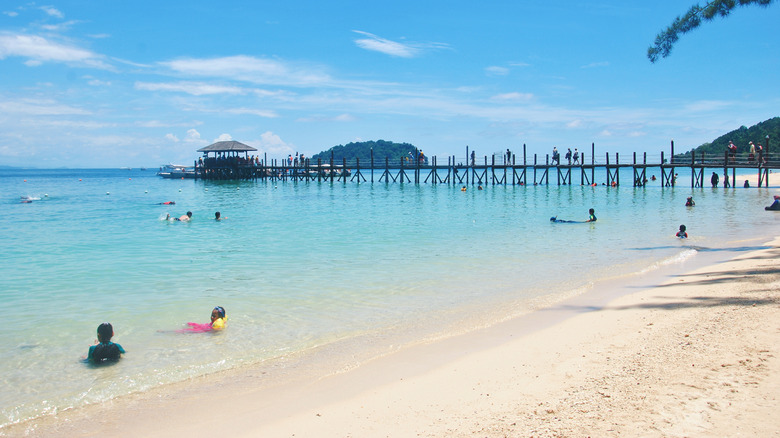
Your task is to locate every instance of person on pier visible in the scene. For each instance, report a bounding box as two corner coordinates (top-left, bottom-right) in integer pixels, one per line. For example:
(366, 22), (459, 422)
(552, 147), (560, 165)
(565, 148), (572, 165)
(573, 148), (580, 165)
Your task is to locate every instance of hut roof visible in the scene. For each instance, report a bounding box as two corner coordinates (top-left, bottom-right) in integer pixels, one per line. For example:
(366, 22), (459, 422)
(197, 141), (257, 153)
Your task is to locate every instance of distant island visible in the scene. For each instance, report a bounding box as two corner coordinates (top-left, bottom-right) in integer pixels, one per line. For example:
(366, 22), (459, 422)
(310, 140), (426, 164)
(675, 116), (779, 160)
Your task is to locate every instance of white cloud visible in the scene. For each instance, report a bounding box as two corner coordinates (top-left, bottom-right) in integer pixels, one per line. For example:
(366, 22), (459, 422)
(184, 129), (205, 144)
(224, 108), (278, 118)
(165, 133), (179, 142)
(567, 119), (583, 128)
(491, 92), (534, 102)
(0, 33), (109, 69)
(215, 133), (233, 142)
(3, 11), (19, 17)
(0, 97), (90, 115)
(297, 113), (356, 122)
(485, 66), (509, 76)
(258, 131), (294, 154)
(353, 31), (419, 58)
(161, 55), (331, 87)
(40, 6), (64, 18)
(682, 100), (731, 112)
(135, 81), (245, 96)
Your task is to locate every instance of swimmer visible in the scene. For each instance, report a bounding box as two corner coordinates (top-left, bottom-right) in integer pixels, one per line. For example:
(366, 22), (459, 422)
(86, 322), (125, 364)
(676, 224), (688, 239)
(215, 211), (226, 220)
(210, 306), (227, 330)
(179, 306), (227, 333)
(174, 211), (192, 221)
(461, 186), (467, 191)
(765, 195), (780, 211)
(685, 197), (695, 207)
(158, 201), (176, 205)
(586, 208), (597, 222)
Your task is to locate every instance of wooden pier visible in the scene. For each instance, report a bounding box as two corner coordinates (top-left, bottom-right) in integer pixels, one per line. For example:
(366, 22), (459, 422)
(194, 141), (776, 188)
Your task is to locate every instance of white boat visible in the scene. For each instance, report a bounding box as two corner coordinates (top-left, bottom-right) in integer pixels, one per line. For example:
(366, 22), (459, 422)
(157, 164), (200, 179)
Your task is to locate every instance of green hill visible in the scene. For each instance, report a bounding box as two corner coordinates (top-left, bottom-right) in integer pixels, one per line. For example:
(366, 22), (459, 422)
(310, 140), (425, 164)
(675, 117), (780, 159)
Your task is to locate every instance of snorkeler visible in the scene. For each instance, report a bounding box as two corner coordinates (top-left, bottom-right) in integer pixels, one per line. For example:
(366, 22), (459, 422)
(86, 322), (125, 364)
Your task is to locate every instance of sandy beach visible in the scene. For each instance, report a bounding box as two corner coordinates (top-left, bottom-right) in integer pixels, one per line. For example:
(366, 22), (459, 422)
(5, 233), (778, 438)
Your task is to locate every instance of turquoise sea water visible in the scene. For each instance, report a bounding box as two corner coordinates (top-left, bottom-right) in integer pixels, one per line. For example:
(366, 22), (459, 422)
(1, 167), (779, 428)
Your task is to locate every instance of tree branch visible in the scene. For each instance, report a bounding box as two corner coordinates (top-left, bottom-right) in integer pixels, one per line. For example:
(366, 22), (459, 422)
(648, 0), (775, 63)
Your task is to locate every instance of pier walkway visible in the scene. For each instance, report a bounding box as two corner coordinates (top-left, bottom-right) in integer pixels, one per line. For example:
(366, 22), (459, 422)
(197, 143), (776, 188)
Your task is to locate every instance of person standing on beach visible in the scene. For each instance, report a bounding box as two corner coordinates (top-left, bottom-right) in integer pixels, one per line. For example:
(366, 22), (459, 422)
(711, 172), (719, 187)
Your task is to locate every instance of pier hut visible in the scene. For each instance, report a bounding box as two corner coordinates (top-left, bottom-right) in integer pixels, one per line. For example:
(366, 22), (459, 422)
(197, 141), (260, 180)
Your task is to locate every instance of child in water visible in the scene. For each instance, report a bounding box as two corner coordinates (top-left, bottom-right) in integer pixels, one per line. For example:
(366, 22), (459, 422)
(586, 208), (597, 222)
(180, 306), (227, 332)
(86, 322), (125, 364)
(676, 224), (688, 239)
(210, 306), (227, 330)
(685, 197), (695, 207)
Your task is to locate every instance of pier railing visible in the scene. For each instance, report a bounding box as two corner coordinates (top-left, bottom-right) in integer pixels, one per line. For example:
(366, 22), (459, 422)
(193, 142), (774, 188)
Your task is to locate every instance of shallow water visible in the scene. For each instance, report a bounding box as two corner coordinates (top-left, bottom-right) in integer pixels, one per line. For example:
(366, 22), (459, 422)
(1, 167), (778, 427)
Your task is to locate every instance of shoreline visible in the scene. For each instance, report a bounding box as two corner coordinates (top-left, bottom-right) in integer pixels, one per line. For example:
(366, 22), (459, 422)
(4, 237), (779, 437)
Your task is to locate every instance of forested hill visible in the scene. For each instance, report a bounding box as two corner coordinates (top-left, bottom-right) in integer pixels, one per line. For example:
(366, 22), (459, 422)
(310, 140), (421, 163)
(676, 117), (780, 158)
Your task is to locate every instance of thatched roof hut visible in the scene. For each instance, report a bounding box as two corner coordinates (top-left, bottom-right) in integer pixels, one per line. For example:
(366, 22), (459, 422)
(197, 141), (257, 153)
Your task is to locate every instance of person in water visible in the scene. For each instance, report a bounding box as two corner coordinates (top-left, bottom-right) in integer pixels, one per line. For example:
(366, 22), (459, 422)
(179, 306), (227, 333)
(766, 195), (780, 211)
(158, 201), (175, 205)
(586, 208), (597, 222)
(676, 224), (688, 239)
(215, 211), (225, 220)
(175, 211), (192, 221)
(210, 306), (227, 330)
(86, 322), (125, 364)
(685, 197), (695, 207)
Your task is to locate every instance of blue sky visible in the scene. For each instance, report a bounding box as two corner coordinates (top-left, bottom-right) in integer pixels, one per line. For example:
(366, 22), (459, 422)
(1, 1), (778, 168)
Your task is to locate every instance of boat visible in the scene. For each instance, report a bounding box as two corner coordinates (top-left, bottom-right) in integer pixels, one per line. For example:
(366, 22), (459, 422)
(157, 164), (200, 179)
